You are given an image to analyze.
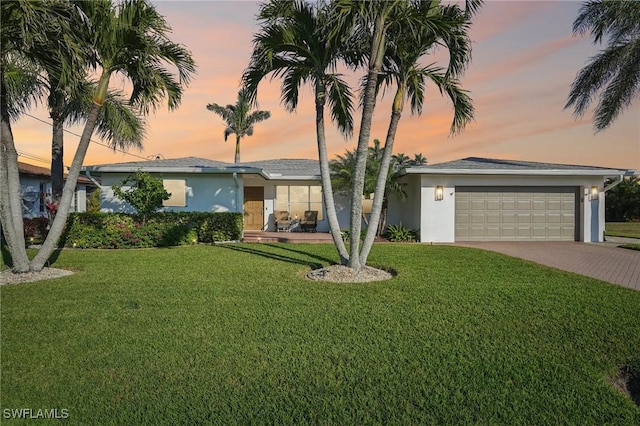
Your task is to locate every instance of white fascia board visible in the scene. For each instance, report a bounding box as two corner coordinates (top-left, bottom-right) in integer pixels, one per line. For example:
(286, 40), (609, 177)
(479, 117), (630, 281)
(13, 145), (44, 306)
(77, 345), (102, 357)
(83, 165), (266, 176)
(401, 168), (635, 177)
(263, 175), (321, 181)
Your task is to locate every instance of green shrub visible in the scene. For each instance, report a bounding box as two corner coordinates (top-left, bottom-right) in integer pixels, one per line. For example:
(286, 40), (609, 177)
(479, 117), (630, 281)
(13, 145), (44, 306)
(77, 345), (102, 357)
(23, 216), (48, 242)
(384, 223), (417, 242)
(61, 212), (243, 248)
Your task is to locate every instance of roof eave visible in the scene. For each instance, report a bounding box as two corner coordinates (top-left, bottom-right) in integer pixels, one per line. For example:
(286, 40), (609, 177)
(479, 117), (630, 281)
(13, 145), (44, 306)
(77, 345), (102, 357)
(401, 168), (636, 177)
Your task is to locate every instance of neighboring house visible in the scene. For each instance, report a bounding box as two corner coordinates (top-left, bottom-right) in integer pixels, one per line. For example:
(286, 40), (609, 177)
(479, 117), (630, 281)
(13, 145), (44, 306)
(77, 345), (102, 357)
(18, 161), (93, 219)
(82, 156), (636, 243)
(390, 157), (637, 243)
(82, 157), (347, 233)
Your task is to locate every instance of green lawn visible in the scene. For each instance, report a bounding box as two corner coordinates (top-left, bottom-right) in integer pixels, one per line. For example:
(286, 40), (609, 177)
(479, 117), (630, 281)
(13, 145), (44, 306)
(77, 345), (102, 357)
(606, 222), (640, 239)
(2, 244), (639, 424)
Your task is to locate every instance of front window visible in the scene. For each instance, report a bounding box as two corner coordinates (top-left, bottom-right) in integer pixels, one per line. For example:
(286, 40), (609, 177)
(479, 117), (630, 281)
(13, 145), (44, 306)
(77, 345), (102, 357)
(276, 185), (323, 220)
(163, 179), (187, 207)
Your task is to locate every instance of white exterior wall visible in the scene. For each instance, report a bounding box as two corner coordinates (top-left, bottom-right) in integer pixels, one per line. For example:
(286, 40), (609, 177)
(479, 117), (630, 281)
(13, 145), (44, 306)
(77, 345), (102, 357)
(100, 173), (240, 213)
(387, 174), (421, 231)
(405, 174), (606, 243)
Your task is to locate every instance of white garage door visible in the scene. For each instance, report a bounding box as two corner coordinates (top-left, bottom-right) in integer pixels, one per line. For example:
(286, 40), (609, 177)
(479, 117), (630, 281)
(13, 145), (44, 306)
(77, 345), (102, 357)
(455, 186), (577, 241)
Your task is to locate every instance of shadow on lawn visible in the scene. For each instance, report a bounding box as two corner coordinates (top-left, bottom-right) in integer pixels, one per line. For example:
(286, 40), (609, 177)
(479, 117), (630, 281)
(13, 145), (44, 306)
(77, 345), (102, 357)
(219, 243), (335, 270)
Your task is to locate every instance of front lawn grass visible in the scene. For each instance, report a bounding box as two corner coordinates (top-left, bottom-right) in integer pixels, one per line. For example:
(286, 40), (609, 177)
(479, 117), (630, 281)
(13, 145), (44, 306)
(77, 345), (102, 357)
(606, 222), (640, 239)
(2, 244), (639, 424)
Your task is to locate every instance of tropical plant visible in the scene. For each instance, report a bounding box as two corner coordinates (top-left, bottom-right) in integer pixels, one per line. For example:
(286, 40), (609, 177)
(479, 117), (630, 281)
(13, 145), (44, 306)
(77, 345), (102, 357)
(565, 0), (640, 132)
(206, 88), (271, 164)
(605, 176), (640, 222)
(86, 188), (102, 213)
(330, 139), (428, 235)
(243, 0), (354, 265)
(0, 0), (195, 273)
(112, 170), (171, 224)
(47, 80), (147, 203)
(384, 223), (417, 242)
(328, 0), (480, 269)
(1, 0), (87, 272)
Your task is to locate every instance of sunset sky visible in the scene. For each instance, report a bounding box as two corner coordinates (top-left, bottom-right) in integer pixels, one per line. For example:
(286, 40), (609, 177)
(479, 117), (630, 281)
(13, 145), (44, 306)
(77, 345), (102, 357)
(13, 0), (640, 171)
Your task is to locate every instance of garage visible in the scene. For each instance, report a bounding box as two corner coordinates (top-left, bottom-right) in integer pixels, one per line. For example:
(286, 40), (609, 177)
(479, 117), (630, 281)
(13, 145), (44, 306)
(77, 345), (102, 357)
(455, 186), (578, 241)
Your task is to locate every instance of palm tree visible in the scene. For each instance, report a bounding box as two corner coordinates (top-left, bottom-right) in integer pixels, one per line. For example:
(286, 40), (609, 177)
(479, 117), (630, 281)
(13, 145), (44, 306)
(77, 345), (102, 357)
(1, 0), (87, 272)
(1, 0), (196, 272)
(565, 0), (640, 132)
(330, 139), (429, 236)
(243, 0), (354, 265)
(329, 0), (480, 269)
(358, 1), (477, 265)
(47, 79), (147, 204)
(206, 88), (271, 164)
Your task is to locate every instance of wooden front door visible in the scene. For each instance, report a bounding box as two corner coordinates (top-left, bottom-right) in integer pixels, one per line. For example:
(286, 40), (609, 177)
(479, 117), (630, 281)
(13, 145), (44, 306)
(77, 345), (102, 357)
(243, 187), (264, 230)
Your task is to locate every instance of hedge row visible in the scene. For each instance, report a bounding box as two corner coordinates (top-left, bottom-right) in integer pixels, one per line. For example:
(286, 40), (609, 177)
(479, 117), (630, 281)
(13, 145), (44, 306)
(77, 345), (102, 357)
(60, 212), (243, 249)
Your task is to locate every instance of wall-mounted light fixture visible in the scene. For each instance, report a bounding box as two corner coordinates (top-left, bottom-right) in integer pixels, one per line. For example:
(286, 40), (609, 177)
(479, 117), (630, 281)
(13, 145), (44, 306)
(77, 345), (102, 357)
(435, 186), (444, 201)
(588, 186), (599, 201)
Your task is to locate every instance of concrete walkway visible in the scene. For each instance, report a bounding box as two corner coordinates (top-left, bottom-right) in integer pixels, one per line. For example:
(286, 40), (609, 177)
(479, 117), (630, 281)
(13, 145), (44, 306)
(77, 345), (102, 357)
(455, 238), (640, 291)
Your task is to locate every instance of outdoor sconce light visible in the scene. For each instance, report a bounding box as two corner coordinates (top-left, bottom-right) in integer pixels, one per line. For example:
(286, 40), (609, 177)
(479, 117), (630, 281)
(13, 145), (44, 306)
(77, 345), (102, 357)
(435, 186), (444, 201)
(588, 186), (599, 201)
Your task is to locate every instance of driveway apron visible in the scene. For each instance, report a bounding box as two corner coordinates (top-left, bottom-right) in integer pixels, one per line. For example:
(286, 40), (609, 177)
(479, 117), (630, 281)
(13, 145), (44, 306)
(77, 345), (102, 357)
(454, 240), (640, 291)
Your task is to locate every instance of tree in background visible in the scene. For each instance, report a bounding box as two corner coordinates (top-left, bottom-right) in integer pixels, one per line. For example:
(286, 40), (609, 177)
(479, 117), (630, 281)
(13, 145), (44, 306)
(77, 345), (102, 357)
(206, 88), (271, 164)
(565, 0), (640, 131)
(330, 139), (428, 236)
(605, 176), (640, 222)
(113, 171), (171, 224)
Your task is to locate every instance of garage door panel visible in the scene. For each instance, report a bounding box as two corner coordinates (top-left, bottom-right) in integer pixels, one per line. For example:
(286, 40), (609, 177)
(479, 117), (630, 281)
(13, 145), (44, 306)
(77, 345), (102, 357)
(516, 227), (532, 238)
(501, 227), (516, 238)
(532, 213), (546, 224)
(486, 213), (500, 224)
(471, 200), (485, 210)
(517, 213), (531, 224)
(501, 213), (516, 223)
(501, 200), (516, 210)
(487, 200), (500, 210)
(455, 186), (577, 241)
(532, 200), (546, 210)
(517, 200), (531, 210)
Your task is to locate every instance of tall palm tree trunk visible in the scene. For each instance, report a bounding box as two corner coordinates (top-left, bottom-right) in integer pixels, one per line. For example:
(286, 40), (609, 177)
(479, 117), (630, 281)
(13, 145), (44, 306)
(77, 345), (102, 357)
(30, 103), (101, 271)
(0, 68), (30, 272)
(234, 135), (241, 163)
(50, 115), (65, 204)
(30, 72), (110, 271)
(348, 14), (386, 270)
(315, 84), (349, 264)
(360, 86), (404, 266)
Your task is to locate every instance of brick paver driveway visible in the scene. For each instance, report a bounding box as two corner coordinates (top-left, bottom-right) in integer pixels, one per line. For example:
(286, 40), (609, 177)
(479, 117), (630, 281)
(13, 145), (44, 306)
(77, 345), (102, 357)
(455, 240), (640, 291)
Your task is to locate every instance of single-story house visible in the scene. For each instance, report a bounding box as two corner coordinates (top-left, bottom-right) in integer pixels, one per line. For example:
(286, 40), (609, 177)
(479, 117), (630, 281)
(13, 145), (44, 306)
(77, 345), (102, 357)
(82, 156), (636, 243)
(19, 161), (93, 218)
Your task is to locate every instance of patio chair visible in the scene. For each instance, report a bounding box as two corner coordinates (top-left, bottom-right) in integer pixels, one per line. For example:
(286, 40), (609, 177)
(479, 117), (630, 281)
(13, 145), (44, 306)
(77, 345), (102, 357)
(275, 210), (292, 232)
(300, 210), (318, 232)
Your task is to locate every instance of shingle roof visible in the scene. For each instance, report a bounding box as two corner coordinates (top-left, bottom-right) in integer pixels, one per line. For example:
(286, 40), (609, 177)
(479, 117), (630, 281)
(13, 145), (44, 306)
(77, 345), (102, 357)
(88, 156), (233, 169)
(84, 157), (322, 179)
(404, 157), (634, 175)
(239, 159), (321, 178)
(19, 161), (93, 184)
